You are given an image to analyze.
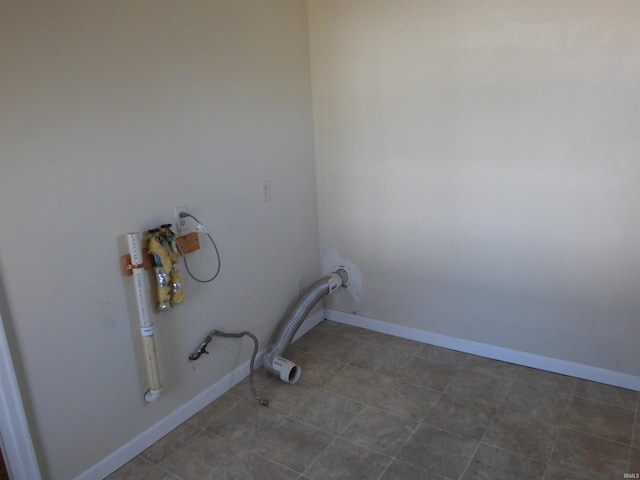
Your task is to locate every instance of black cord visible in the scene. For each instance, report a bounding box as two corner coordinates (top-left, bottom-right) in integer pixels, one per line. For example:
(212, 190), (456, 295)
(189, 329), (269, 407)
(178, 213), (221, 283)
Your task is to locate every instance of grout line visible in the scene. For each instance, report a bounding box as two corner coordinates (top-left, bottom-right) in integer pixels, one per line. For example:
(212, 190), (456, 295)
(298, 433), (339, 479)
(249, 450), (304, 479)
(376, 410), (429, 479)
(457, 391), (503, 480)
(147, 458), (188, 480)
(547, 371), (636, 475)
(570, 391), (638, 411)
(543, 416), (567, 478)
(559, 425), (634, 447)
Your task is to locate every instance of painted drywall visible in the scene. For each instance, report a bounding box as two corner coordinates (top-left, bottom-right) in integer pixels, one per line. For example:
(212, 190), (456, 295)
(0, 1), (319, 478)
(309, 1), (640, 375)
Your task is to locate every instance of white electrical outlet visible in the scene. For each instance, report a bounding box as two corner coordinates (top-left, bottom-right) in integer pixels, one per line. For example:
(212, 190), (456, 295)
(175, 205), (188, 234)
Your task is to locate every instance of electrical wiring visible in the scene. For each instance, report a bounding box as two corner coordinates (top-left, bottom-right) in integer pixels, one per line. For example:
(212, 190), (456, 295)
(178, 212), (221, 283)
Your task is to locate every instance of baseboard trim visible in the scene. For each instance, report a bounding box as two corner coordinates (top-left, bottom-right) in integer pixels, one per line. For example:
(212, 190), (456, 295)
(325, 309), (640, 392)
(74, 310), (324, 480)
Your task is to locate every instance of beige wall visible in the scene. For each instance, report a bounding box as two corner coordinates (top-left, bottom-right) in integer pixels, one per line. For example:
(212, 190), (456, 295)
(309, 1), (640, 374)
(0, 1), (319, 478)
(3, 0), (640, 477)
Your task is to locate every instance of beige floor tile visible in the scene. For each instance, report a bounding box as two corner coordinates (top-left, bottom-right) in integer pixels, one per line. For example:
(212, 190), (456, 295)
(157, 431), (241, 480)
(350, 343), (413, 378)
(543, 465), (592, 480)
(629, 447), (640, 475)
(185, 393), (241, 430)
(482, 410), (558, 461)
(445, 369), (513, 407)
(323, 365), (390, 402)
(291, 389), (365, 434)
(550, 428), (630, 478)
(424, 394), (496, 439)
(304, 438), (391, 480)
(369, 376), (441, 421)
(309, 334), (369, 364)
(462, 444), (545, 480)
(380, 459), (446, 479)
(563, 396), (634, 444)
(573, 379), (638, 410)
(340, 406), (418, 456)
(212, 449), (298, 480)
(253, 378), (318, 416)
(251, 418), (334, 473)
(400, 356), (459, 391)
(397, 425), (478, 478)
(206, 401), (285, 449)
(501, 383), (570, 424)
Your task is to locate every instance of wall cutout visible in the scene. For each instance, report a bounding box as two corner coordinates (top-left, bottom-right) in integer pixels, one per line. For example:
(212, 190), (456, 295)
(322, 248), (364, 303)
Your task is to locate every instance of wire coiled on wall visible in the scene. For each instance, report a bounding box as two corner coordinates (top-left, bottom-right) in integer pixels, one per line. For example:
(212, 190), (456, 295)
(177, 213), (221, 283)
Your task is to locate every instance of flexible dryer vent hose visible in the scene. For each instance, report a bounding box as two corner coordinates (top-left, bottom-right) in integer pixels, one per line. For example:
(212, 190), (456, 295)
(263, 268), (349, 384)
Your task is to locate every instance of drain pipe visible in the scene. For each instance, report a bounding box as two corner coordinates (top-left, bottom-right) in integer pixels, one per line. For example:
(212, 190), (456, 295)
(263, 268), (349, 384)
(127, 232), (163, 403)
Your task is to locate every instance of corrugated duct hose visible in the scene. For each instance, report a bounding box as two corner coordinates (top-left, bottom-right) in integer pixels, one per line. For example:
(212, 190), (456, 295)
(189, 268), (349, 407)
(263, 268), (349, 385)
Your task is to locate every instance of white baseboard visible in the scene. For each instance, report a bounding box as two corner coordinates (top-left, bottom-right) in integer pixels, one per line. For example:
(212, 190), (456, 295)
(75, 310), (324, 480)
(325, 309), (640, 392)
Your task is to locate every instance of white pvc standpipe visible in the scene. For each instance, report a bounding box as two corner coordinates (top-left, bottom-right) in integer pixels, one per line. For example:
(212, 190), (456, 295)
(127, 232), (162, 403)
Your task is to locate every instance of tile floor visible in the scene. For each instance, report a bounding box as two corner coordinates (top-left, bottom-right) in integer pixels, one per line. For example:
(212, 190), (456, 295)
(107, 320), (640, 479)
